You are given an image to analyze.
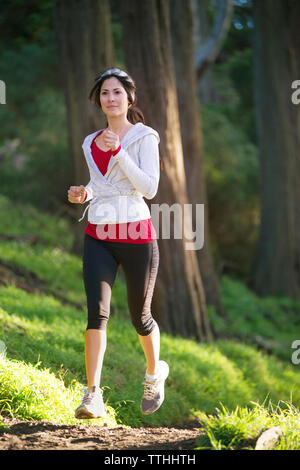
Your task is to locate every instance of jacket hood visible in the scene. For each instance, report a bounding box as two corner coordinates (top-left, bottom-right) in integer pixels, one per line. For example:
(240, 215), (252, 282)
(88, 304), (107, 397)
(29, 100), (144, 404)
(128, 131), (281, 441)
(83, 122), (160, 150)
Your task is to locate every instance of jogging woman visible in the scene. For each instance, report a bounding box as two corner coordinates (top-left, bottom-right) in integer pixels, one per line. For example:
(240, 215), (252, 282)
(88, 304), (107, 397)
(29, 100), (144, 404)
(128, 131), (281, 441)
(67, 68), (169, 419)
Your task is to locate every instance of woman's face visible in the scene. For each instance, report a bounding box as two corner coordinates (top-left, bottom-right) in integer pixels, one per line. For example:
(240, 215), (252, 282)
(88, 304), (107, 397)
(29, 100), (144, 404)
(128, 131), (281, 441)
(100, 77), (129, 117)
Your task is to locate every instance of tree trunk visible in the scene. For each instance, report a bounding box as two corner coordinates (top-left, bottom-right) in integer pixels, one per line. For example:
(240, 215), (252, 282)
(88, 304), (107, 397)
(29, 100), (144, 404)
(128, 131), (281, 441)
(252, 0), (300, 298)
(194, 0), (234, 80)
(191, 0), (224, 104)
(170, 0), (227, 320)
(53, 0), (115, 255)
(120, 0), (213, 341)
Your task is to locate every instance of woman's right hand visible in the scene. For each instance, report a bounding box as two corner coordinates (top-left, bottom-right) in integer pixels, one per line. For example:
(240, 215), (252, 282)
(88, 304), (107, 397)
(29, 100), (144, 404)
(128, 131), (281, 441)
(68, 185), (86, 204)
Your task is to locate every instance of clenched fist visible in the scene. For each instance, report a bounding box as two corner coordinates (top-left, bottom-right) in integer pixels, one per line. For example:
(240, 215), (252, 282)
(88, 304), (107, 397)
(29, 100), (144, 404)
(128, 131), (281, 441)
(102, 129), (120, 151)
(68, 185), (86, 204)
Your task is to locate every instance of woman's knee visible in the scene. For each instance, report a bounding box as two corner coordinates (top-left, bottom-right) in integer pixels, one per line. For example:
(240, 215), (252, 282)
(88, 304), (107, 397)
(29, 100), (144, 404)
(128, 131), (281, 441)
(86, 319), (108, 331)
(86, 304), (110, 330)
(131, 314), (157, 336)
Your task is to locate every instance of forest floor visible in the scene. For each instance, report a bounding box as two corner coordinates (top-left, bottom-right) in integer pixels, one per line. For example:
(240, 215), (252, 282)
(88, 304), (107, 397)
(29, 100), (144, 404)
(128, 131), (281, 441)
(0, 418), (203, 450)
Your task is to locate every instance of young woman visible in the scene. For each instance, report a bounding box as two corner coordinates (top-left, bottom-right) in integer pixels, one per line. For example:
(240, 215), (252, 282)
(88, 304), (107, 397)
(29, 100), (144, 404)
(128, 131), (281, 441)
(67, 67), (169, 419)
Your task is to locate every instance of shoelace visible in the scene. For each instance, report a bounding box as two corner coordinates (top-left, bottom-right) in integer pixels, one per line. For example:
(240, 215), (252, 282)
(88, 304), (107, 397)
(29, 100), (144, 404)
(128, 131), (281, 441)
(142, 379), (159, 400)
(80, 387), (101, 406)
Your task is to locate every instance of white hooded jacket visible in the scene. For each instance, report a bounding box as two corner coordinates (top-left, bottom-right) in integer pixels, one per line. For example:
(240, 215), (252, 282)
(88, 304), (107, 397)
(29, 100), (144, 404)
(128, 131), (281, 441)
(78, 122), (160, 224)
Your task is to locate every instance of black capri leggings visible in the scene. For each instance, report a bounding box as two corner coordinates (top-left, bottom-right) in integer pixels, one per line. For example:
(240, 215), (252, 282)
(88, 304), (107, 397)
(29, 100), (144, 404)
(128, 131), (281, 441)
(82, 233), (159, 336)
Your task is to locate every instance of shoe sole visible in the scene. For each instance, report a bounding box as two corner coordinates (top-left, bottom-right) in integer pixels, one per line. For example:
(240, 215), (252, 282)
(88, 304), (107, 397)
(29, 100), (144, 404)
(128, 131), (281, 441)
(75, 408), (106, 419)
(141, 401), (163, 415)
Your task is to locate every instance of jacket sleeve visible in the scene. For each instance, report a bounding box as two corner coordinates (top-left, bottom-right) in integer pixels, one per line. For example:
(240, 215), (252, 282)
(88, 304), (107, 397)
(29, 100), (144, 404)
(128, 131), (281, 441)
(112, 134), (160, 199)
(83, 180), (95, 202)
(81, 136), (95, 203)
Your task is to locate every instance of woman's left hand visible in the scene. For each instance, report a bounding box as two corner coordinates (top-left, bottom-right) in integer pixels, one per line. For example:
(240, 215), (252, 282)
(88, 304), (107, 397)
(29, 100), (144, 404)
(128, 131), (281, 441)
(102, 129), (120, 151)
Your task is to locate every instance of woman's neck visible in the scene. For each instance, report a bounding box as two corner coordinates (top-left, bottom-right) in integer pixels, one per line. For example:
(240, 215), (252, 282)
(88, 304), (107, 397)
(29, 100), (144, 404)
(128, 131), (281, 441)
(107, 117), (133, 134)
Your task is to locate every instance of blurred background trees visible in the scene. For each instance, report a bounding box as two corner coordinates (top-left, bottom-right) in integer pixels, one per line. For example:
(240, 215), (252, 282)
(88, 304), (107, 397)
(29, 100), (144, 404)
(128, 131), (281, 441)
(1, 0), (298, 339)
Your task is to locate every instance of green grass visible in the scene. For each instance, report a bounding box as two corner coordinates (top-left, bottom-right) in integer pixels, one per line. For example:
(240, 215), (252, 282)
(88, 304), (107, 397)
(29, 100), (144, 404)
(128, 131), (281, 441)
(1, 281), (300, 431)
(0, 356), (116, 427)
(0, 194), (73, 251)
(1, 193), (300, 448)
(208, 275), (300, 361)
(195, 401), (300, 450)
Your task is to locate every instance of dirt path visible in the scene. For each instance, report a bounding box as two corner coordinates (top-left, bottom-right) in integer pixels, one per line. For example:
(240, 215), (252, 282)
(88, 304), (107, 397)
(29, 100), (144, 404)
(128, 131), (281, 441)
(0, 418), (203, 450)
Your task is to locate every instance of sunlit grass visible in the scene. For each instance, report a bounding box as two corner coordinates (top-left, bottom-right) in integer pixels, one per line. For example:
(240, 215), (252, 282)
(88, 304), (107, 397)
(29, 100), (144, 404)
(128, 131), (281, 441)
(0, 241), (85, 305)
(195, 400), (300, 450)
(208, 276), (300, 361)
(0, 356), (117, 427)
(1, 194), (300, 447)
(0, 194), (73, 251)
(1, 281), (300, 432)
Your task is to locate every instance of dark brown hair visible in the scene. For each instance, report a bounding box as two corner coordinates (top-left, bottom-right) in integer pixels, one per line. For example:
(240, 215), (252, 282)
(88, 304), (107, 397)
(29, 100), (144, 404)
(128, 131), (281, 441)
(88, 68), (164, 171)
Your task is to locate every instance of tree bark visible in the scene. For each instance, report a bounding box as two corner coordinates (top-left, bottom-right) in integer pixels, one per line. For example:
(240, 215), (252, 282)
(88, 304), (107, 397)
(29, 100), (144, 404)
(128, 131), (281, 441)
(194, 0), (234, 80)
(53, 0), (115, 254)
(191, 0), (224, 104)
(120, 0), (213, 341)
(170, 0), (227, 320)
(252, 0), (300, 298)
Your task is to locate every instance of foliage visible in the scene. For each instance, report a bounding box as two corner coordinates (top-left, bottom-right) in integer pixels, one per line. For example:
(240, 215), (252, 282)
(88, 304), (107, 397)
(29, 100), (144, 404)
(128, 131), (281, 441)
(0, 194), (72, 250)
(201, 103), (259, 278)
(0, 194), (300, 440)
(0, 39), (70, 210)
(0, 355), (116, 427)
(0, 0), (54, 53)
(1, 275), (300, 429)
(212, 47), (256, 143)
(0, 0), (299, 449)
(195, 400), (300, 450)
(208, 276), (300, 361)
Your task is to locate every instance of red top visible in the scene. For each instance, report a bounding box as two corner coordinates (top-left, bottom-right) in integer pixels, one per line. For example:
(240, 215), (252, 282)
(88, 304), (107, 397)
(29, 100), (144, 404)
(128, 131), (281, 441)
(83, 130), (156, 243)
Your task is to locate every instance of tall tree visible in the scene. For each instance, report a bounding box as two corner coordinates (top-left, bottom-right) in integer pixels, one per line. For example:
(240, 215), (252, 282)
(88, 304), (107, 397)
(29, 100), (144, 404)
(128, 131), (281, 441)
(170, 0), (227, 320)
(193, 0), (234, 80)
(191, 0), (234, 104)
(120, 0), (213, 341)
(53, 0), (115, 254)
(252, 0), (300, 298)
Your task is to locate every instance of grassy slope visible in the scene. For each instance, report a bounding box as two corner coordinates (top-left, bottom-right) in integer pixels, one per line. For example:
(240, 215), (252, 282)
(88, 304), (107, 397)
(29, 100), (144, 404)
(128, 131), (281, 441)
(0, 194), (300, 448)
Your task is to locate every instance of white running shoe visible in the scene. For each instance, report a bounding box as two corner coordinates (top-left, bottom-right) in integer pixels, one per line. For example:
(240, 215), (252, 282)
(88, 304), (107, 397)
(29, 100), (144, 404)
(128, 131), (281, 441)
(141, 360), (169, 415)
(74, 385), (106, 419)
